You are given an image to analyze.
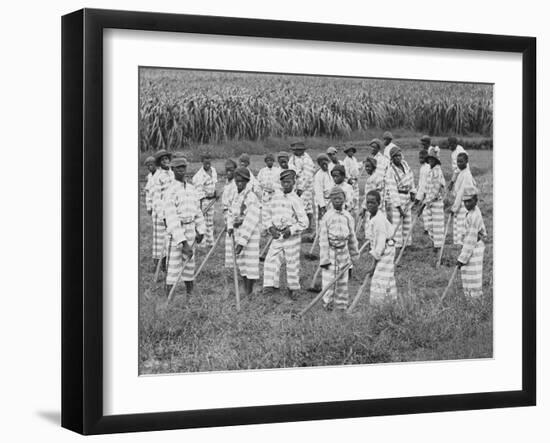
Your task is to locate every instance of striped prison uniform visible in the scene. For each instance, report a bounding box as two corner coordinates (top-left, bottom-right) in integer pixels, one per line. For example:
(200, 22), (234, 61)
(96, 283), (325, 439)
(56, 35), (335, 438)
(289, 153), (315, 214)
(451, 168), (477, 245)
(151, 168), (175, 259)
(327, 160), (343, 173)
(144, 171), (155, 213)
(423, 164), (446, 248)
(451, 145), (468, 177)
(164, 181), (206, 284)
(415, 162), (431, 232)
(362, 169), (386, 215)
(458, 206), (487, 297)
(313, 168), (333, 214)
(365, 209), (398, 302)
(343, 155), (362, 209)
(228, 189), (261, 280)
(374, 152), (390, 210)
(262, 191), (308, 290)
(257, 165), (282, 227)
(222, 179), (238, 268)
(192, 166), (218, 247)
(320, 209), (359, 310)
(385, 161), (415, 248)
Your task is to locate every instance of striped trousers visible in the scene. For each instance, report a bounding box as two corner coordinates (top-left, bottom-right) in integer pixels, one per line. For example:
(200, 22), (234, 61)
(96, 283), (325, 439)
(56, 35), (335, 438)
(390, 194), (412, 248)
(201, 199), (215, 247)
(370, 245), (397, 303)
(461, 240), (485, 297)
(165, 237), (195, 284)
(224, 232), (234, 269)
(152, 213), (167, 259)
(425, 200), (445, 248)
(263, 235), (302, 290)
(235, 228), (260, 280)
(453, 204), (467, 245)
(321, 247), (351, 311)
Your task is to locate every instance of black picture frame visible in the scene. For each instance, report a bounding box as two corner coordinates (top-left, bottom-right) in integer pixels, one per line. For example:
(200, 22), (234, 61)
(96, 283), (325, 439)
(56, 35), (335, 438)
(61, 8), (536, 435)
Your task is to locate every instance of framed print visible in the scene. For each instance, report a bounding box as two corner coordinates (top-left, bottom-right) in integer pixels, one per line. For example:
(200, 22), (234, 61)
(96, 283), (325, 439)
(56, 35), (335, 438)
(61, 8), (536, 435)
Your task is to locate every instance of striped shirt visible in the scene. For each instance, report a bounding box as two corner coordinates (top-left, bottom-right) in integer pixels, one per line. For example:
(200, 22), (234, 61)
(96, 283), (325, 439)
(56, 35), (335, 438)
(144, 171), (155, 212)
(192, 166), (218, 200)
(385, 160), (415, 207)
(383, 142), (397, 159)
(327, 160), (343, 173)
(424, 165), (446, 204)
(257, 165), (282, 199)
(343, 156), (362, 182)
(229, 189), (261, 247)
(319, 208), (359, 266)
(366, 209), (394, 261)
(263, 190), (308, 235)
(416, 163), (431, 202)
(374, 152), (390, 175)
(314, 169), (334, 208)
(451, 145), (468, 175)
(289, 153), (315, 193)
(164, 180), (206, 245)
(452, 168), (477, 213)
(151, 168), (175, 218)
(362, 169), (386, 209)
(222, 179), (238, 224)
(458, 206), (487, 264)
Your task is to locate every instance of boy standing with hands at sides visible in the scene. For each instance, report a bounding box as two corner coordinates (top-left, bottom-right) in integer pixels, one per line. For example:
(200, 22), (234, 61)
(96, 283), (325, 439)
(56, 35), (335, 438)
(313, 153), (334, 220)
(364, 190), (398, 303)
(151, 149), (174, 273)
(448, 152), (476, 246)
(456, 186), (487, 298)
(421, 147), (446, 253)
(164, 156), (205, 298)
(228, 167), (261, 296)
(239, 152), (260, 197)
(319, 186), (359, 311)
(222, 159), (238, 286)
(343, 145), (362, 210)
(385, 146), (416, 250)
(257, 153), (281, 229)
(262, 169), (309, 300)
(192, 153), (218, 247)
(360, 156), (385, 233)
(288, 141), (316, 232)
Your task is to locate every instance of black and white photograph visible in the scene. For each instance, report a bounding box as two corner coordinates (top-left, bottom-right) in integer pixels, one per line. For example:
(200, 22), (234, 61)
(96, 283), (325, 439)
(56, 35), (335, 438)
(138, 68), (493, 374)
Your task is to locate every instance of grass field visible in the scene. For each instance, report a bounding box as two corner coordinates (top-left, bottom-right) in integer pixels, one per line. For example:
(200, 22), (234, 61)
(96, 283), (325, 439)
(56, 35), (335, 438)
(138, 142), (493, 374)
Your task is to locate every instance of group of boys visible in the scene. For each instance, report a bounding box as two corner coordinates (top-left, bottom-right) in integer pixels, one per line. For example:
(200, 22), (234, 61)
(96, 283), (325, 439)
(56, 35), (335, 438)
(143, 131), (487, 311)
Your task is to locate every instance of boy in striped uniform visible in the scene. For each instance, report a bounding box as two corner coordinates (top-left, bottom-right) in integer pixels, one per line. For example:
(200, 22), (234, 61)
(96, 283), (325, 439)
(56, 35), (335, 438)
(457, 186), (487, 298)
(151, 149), (174, 273)
(239, 153), (260, 197)
(288, 141), (316, 232)
(313, 154), (333, 220)
(415, 149), (430, 235)
(330, 165), (355, 215)
(143, 156), (156, 217)
(257, 153), (281, 230)
(382, 131), (397, 159)
(422, 147), (446, 252)
(448, 136), (469, 191)
(277, 151), (291, 171)
(369, 138), (390, 212)
(448, 152), (476, 245)
(326, 146), (342, 172)
(343, 145), (362, 209)
(222, 159), (238, 273)
(360, 156), (385, 228)
(192, 154), (218, 247)
(164, 156), (205, 297)
(364, 190), (398, 303)
(228, 167), (261, 295)
(262, 169), (309, 300)
(319, 186), (359, 311)
(385, 146), (416, 249)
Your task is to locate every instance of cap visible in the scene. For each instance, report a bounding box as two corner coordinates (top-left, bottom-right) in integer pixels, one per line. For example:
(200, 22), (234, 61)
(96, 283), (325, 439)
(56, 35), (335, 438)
(316, 153), (330, 164)
(290, 141), (306, 151)
(462, 186), (479, 201)
(330, 164), (346, 177)
(277, 151), (290, 160)
(239, 153), (250, 163)
(144, 156), (155, 165)
(225, 158), (237, 168)
(369, 138), (383, 150)
(326, 146), (338, 155)
(382, 131), (393, 140)
(448, 136), (458, 144)
(389, 146), (402, 158)
(420, 135), (431, 144)
(171, 156), (188, 167)
(329, 186), (345, 198)
(280, 169), (297, 180)
(364, 155), (377, 168)
(154, 149), (172, 161)
(343, 145), (357, 154)
(235, 167), (251, 181)
(264, 153), (275, 161)
(200, 153), (212, 161)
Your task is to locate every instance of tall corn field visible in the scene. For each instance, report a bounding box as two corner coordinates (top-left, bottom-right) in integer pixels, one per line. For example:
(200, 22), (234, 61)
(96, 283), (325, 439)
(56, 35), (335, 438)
(139, 68), (493, 152)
